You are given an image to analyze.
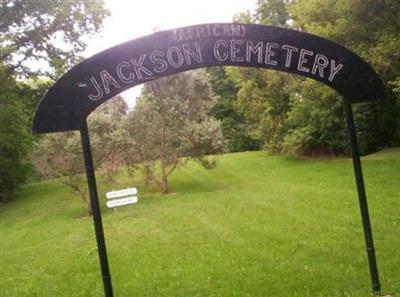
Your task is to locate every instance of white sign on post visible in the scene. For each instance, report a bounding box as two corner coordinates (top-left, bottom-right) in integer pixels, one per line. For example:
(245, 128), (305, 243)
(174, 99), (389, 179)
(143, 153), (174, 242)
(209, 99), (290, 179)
(106, 187), (137, 199)
(106, 196), (137, 208)
(106, 187), (138, 209)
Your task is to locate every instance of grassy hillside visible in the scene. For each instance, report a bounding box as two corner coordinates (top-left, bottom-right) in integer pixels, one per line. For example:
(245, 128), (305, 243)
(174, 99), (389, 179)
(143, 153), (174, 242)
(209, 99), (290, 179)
(1, 149), (399, 297)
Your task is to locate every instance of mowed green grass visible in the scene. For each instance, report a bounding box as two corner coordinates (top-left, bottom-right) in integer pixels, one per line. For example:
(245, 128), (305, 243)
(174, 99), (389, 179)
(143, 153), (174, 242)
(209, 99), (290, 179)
(1, 149), (399, 297)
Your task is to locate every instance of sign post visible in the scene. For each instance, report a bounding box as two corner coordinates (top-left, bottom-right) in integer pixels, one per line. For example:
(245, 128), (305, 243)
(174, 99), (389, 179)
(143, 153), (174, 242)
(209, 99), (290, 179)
(80, 120), (114, 297)
(106, 187), (138, 208)
(344, 101), (381, 293)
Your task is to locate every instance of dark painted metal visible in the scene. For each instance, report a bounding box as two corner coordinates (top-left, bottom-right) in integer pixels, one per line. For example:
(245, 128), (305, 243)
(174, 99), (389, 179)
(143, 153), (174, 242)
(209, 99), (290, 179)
(80, 120), (114, 297)
(344, 101), (381, 294)
(33, 23), (386, 133)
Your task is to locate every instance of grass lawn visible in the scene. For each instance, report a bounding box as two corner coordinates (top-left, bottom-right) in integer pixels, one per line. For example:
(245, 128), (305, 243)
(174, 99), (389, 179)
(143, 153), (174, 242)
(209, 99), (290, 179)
(1, 149), (399, 297)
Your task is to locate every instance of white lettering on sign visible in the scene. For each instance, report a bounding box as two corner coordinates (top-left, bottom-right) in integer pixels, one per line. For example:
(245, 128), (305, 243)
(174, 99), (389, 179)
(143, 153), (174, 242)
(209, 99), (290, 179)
(183, 43), (203, 64)
(246, 41), (263, 63)
(88, 77), (103, 101)
(311, 54), (329, 78)
(131, 54), (153, 79)
(150, 50), (168, 73)
(167, 46), (184, 68)
(265, 42), (279, 66)
(87, 37), (345, 101)
(282, 44), (298, 68)
(214, 40), (228, 61)
(117, 61), (135, 83)
(231, 40), (244, 62)
(329, 60), (344, 82)
(106, 196), (138, 208)
(297, 49), (314, 73)
(106, 187), (137, 199)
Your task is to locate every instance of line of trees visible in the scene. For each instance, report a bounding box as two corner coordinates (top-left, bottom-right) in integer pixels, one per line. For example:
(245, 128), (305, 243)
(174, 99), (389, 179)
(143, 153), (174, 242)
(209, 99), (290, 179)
(1, 0), (399, 210)
(211, 0), (400, 156)
(30, 70), (226, 214)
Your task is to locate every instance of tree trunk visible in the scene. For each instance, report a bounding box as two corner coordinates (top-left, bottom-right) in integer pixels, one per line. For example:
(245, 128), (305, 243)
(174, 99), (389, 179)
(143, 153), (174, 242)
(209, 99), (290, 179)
(160, 166), (169, 194)
(159, 136), (169, 194)
(158, 82), (169, 195)
(0, 192), (13, 203)
(86, 201), (93, 217)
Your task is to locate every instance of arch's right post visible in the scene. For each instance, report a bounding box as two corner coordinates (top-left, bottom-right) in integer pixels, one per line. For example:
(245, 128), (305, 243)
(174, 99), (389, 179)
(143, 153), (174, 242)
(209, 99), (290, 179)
(344, 101), (381, 295)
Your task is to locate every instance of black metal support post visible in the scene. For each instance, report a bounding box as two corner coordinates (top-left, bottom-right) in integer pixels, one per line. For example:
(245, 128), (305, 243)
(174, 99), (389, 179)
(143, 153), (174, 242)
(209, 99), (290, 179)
(344, 101), (381, 295)
(80, 120), (114, 297)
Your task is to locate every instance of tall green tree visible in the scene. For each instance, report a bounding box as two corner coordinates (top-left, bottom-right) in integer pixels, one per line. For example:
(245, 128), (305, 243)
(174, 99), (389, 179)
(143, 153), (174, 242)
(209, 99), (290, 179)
(229, 0), (298, 152)
(0, 0), (109, 202)
(1, 0), (109, 77)
(207, 67), (259, 152)
(231, 0), (399, 155)
(229, 68), (298, 152)
(287, 0), (400, 153)
(0, 65), (32, 202)
(254, 0), (292, 27)
(283, 81), (348, 155)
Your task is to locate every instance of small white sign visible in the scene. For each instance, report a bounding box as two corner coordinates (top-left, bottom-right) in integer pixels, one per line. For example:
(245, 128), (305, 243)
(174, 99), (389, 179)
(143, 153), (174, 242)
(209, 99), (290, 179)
(106, 196), (138, 208)
(106, 187), (137, 199)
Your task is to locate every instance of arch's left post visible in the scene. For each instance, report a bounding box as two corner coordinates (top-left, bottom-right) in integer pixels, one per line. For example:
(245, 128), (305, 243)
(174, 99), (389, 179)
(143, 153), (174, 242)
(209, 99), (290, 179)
(80, 120), (114, 297)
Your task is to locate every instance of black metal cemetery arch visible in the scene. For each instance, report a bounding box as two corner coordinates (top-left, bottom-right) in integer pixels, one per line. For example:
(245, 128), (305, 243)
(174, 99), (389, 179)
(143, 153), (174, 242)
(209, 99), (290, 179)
(33, 23), (386, 297)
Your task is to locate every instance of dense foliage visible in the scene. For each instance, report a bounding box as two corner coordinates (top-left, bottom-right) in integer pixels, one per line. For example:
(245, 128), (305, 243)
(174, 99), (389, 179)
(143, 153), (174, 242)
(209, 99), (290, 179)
(218, 0), (400, 155)
(1, 0), (399, 202)
(0, 66), (31, 202)
(0, 0), (109, 202)
(1, 0), (109, 77)
(207, 67), (260, 152)
(287, 0), (400, 154)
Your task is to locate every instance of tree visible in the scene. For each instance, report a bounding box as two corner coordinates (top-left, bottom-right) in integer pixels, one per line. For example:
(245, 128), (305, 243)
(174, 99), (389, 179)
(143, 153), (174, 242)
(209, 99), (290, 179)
(30, 96), (128, 216)
(227, 1), (298, 153)
(88, 96), (128, 181)
(30, 131), (93, 215)
(1, 0), (109, 77)
(229, 68), (298, 152)
(283, 80), (348, 155)
(0, 0), (109, 202)
(288, 0), (400, 153)
(0, 65), (32, 203)
(229, 0), (400, 155)
(207, 67), (259, 152)
(125, 70), (226, 194)
(253, 0), (292, 27)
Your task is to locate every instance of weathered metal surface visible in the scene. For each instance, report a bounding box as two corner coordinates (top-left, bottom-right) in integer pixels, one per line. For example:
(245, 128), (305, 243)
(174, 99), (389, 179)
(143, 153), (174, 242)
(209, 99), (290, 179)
(33, 23), (386, 133)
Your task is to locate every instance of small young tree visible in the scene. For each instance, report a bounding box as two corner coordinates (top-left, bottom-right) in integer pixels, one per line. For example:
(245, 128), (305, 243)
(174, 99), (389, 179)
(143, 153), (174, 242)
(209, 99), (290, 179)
(30, 132), (93, 215)
(125, 69), (226, 194)
(30, 96), (128, 216)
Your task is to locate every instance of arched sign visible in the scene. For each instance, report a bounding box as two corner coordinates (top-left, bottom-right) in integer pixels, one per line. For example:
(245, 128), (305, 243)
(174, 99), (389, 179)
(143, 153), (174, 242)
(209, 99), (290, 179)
(33, 23), (385, 133)
(32, 23), (386, 297)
